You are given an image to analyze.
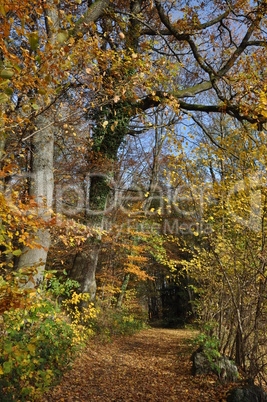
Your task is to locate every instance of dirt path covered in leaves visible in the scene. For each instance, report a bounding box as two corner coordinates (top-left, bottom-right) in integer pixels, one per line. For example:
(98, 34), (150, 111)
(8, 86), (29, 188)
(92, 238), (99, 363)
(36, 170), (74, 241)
(43, 328), (233, 402)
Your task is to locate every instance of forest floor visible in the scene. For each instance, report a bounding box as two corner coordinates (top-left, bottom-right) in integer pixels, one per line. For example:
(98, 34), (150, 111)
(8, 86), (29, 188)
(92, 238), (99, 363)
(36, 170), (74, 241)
(42, 328), (236, 402)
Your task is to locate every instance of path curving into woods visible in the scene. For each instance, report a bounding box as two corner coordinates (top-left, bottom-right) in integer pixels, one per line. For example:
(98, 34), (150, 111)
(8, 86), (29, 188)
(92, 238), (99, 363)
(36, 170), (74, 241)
(42, 328), (233, 401)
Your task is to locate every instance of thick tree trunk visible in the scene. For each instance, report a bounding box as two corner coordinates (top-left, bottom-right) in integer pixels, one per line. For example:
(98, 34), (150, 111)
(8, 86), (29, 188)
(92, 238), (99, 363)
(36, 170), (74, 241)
(70, 174), (109, 300)
(71, 241), (101, 300)
(17, 1), (58, 285)
(17, 112), (55, 285)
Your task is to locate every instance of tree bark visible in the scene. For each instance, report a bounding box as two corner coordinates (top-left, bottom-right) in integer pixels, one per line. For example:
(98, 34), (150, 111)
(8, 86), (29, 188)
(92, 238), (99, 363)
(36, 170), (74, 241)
(17, 112), (55, 285)
(71, 240), (101, 300)
(116, 274), (130, 309)
(0, 108), (5, 190)
(70, 173), (110, 299)
(17, 1), (58, 285)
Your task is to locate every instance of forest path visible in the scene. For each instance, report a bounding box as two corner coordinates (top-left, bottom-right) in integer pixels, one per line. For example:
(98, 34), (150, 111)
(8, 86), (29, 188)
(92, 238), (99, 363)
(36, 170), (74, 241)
(43, 328), (232, 401)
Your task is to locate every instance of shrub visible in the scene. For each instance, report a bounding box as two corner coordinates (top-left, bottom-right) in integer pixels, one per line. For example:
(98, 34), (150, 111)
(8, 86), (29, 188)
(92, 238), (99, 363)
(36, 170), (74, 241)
(0, 270), (78, 401)
(0, 269), (148, 399)
(193, 328), (238, 380)
(194, 331), (221, 361)
(91, 306), (148, 342)
(62, 291), (97, 344)
(46, 269), (80, 303)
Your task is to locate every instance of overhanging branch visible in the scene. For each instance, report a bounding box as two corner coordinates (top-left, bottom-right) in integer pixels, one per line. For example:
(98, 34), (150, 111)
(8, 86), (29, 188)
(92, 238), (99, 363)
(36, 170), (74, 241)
(137, 92), (267, 126)
(71, 0), (111, 37)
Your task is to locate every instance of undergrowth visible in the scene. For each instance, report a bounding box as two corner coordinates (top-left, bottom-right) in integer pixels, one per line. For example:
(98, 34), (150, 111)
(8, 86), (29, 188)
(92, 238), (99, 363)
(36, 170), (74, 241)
(91, 306), (148, 342)
(0, 269), (147, 400)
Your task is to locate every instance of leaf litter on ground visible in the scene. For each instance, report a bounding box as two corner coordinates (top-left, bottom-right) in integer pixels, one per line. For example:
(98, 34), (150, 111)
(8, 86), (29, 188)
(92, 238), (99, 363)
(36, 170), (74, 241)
(42, 328), (236, 401)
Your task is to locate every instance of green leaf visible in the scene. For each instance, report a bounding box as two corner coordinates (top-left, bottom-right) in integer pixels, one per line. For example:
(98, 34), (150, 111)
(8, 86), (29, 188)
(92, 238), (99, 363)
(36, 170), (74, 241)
(0, 69), (14, 79)
(3, 361), (13, 374)
(13, 63), (21, 73)
(4, 342), (13, 354)
(0, 79), (10, 88)
(29, 32), (39, 51)
(13, 249), (22, 257)
(4, 87), (13, 95)
(55, 85), (63, 95)
(27, 344), (36, 356)
(57, 31), (68, 44)
(0, 93), (9, 104)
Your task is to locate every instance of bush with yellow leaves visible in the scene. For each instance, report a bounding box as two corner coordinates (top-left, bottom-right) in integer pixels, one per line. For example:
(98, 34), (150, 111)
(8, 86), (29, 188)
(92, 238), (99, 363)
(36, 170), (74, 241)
(62, 291), (98, 344)
(0, 269), (77, 401)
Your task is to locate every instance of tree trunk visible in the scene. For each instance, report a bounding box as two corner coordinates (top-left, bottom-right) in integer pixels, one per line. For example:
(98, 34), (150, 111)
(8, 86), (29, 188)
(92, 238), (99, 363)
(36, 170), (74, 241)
(116, 274), (130, 309)
(0, 130), (5, 161)
(144, 111), (164, 212)
(17, 112), (55, 285)
(70, 173), (109, 300)
(0, 110), (5, 190)
(235, 326), (243, 367)
(17, 1), (58, 285)
(71, 240), (101, 300)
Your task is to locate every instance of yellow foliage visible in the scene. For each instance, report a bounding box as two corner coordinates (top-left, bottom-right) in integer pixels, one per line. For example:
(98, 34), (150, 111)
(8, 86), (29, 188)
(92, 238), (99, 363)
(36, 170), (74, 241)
(62, 292), (97, 344)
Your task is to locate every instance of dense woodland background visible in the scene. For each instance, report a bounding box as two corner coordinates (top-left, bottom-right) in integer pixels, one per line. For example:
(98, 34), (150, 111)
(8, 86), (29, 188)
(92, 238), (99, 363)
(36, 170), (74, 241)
(0, 0), (267, 399)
